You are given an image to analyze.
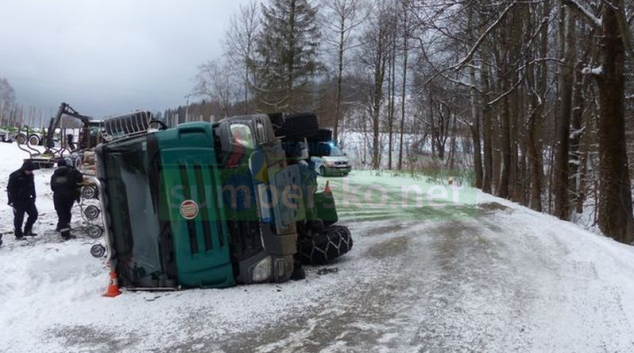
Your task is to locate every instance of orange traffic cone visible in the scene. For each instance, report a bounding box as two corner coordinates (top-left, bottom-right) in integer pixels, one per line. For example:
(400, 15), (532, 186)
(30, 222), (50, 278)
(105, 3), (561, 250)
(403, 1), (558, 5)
(324, 180), (331, 194)
(103, 271), (122, 297)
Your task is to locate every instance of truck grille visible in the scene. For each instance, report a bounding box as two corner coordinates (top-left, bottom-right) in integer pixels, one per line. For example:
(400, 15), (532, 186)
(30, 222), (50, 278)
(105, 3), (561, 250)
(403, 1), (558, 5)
(177, 161), (226, 255)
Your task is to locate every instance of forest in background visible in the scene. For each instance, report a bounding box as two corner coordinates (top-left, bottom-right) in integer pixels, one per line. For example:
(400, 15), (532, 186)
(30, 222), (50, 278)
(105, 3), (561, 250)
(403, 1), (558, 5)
(173, 0), (634, 245)
(2, 0), (634, 244)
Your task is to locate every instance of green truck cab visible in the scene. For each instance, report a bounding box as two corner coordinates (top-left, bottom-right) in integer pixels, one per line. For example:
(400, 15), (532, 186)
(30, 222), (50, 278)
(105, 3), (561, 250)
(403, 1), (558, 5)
(95, 113), (352, 290)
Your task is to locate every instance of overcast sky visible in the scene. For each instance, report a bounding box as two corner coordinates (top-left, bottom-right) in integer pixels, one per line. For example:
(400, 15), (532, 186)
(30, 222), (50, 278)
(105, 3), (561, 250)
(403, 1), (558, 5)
(0, 0), (255, 117)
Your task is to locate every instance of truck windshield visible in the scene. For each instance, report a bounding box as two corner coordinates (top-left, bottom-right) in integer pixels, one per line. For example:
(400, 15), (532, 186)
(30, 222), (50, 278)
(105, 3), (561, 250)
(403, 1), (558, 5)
(102, 140), (162, 286)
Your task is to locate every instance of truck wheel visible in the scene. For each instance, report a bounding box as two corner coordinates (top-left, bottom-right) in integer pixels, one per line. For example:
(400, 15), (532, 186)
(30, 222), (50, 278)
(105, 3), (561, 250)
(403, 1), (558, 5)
(83, 205), (101, 220)
(319, 166), (326, 176)
(298, 225), (353, 265)
(271, 112), (319, 140)
(90, 244), (106, 258)
(310, 128), (333, 142)
(87, 225), (104, 239)
(15, 133), (27, 145)
(28, 134), (41, 146)
(81, 186), (98, 199)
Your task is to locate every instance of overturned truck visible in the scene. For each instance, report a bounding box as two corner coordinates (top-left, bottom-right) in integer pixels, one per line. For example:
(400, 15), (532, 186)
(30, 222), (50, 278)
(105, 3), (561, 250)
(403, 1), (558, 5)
(94, 112), (353, 289)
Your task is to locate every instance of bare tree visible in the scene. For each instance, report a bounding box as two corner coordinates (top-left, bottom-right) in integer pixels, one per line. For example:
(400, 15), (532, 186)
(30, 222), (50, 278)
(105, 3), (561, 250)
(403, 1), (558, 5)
(563, 0), (634, 243)
(525, 1), (551, 212)
(224, 1), (261, 113)
(0, 77), (16, 127)
(554, 2), (576, 220)
(398, 0), (411, 171)
(320, 0), (366, 143)
(194, 59), (237, 118)
(466, 8), (483, 188)
(358, 0), (393, 169)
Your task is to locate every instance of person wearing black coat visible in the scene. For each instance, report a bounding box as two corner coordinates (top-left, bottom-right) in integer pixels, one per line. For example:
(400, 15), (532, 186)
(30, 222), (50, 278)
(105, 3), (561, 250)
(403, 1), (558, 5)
(51, 159), (83, 240)
(7, 160), (38, 240)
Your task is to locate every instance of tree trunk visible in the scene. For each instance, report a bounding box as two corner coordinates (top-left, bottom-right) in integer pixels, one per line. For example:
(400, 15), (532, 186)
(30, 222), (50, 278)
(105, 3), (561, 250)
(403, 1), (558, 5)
(430, 92), (436, 157)
(372, 64), (385, 170)
(569, 60), (585, 214)
(528, 2), (550, 212)
(333, 17), (346, 145)
(481, 54), (493, 193)
(398, 9), (409, 171)
(596, 5), (634, 244)
(470, 64), (483, 189)
(526, 52), (543, 210)
(508, 87), (519, 202)
(554, 3), (575, 220)
(497, 92), (511, 199)
(448, 114), (457, 170)
(287, 0), (297, 110)
(576, 146), (588, 214)
(387, 26), (396, 170)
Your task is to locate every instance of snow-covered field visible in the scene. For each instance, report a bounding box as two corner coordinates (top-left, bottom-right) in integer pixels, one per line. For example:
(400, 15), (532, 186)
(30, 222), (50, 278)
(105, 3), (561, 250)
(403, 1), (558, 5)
(1, 141), (634, 353)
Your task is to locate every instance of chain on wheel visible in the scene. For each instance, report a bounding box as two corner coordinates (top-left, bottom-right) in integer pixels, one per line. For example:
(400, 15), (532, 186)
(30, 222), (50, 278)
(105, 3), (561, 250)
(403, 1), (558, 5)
(298, 225), (353, 265)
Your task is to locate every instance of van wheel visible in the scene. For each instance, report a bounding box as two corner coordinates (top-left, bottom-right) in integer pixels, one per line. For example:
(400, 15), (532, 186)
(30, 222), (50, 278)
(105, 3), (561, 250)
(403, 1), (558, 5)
(270, 112), (319, 140)
(298, 225), (353, 265)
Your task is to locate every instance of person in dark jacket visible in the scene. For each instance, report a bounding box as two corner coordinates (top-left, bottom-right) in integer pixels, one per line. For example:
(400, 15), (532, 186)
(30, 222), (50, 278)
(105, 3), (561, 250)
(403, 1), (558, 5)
(7, 161), (38, 240)
(51, 158), (83, 240)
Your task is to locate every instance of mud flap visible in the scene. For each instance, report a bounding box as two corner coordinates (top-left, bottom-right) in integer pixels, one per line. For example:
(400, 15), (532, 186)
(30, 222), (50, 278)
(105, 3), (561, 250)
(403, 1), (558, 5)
(314, 191), (338, 226)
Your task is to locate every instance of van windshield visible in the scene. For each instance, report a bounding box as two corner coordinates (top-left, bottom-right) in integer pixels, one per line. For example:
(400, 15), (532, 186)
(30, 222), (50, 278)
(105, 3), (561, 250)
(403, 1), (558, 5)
(329, 146), (345, 156)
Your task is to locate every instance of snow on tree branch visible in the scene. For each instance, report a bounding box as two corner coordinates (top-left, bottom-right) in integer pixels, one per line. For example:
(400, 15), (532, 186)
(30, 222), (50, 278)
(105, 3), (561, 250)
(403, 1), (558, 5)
(562, 0), (602, 27)
(582, 65), (603, 76)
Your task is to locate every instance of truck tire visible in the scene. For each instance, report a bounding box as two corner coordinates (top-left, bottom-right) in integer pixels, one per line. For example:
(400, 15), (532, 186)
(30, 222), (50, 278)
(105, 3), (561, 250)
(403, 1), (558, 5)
(271, 112), (319, 140)
(15, 133), (27, 145)
(298, 225), (353, 265)
(309, 128), (333, 142)
(81, 185), (99, 199)
(28, 134), (41, 146)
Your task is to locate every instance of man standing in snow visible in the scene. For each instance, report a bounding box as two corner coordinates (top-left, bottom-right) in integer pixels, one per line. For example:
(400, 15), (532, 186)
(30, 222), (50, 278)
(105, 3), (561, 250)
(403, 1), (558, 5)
(7, 160), (38, 240)
(50, 158), (83, 240)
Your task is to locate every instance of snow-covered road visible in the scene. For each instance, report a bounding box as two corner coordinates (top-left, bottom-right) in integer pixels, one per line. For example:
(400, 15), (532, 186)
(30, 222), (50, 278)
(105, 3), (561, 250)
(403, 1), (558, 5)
(193, 203), (634, 353)
(1, 142), (634, 353)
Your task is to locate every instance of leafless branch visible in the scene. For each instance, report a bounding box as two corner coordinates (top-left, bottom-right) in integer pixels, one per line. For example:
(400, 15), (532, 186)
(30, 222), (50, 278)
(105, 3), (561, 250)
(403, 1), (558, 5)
(561, 0), (603, 27)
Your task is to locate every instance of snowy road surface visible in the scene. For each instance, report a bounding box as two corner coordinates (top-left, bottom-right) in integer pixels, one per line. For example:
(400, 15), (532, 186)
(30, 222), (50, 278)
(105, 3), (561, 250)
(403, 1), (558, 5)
(1, 142), (634, 353)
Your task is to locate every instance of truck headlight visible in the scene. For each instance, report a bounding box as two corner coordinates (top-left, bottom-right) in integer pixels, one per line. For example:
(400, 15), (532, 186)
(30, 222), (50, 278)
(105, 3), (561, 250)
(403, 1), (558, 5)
(252, 256), (272, 282)
(325, 161), (335, 167)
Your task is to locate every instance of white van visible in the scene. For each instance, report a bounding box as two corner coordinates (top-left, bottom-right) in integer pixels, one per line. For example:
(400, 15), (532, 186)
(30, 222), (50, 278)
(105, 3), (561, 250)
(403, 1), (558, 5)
(309, 141), (351, 176)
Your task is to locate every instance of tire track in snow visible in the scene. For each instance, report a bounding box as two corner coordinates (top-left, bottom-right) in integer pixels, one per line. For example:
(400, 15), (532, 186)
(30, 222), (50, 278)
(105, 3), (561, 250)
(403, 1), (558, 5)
(211, 215), (545, 353)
